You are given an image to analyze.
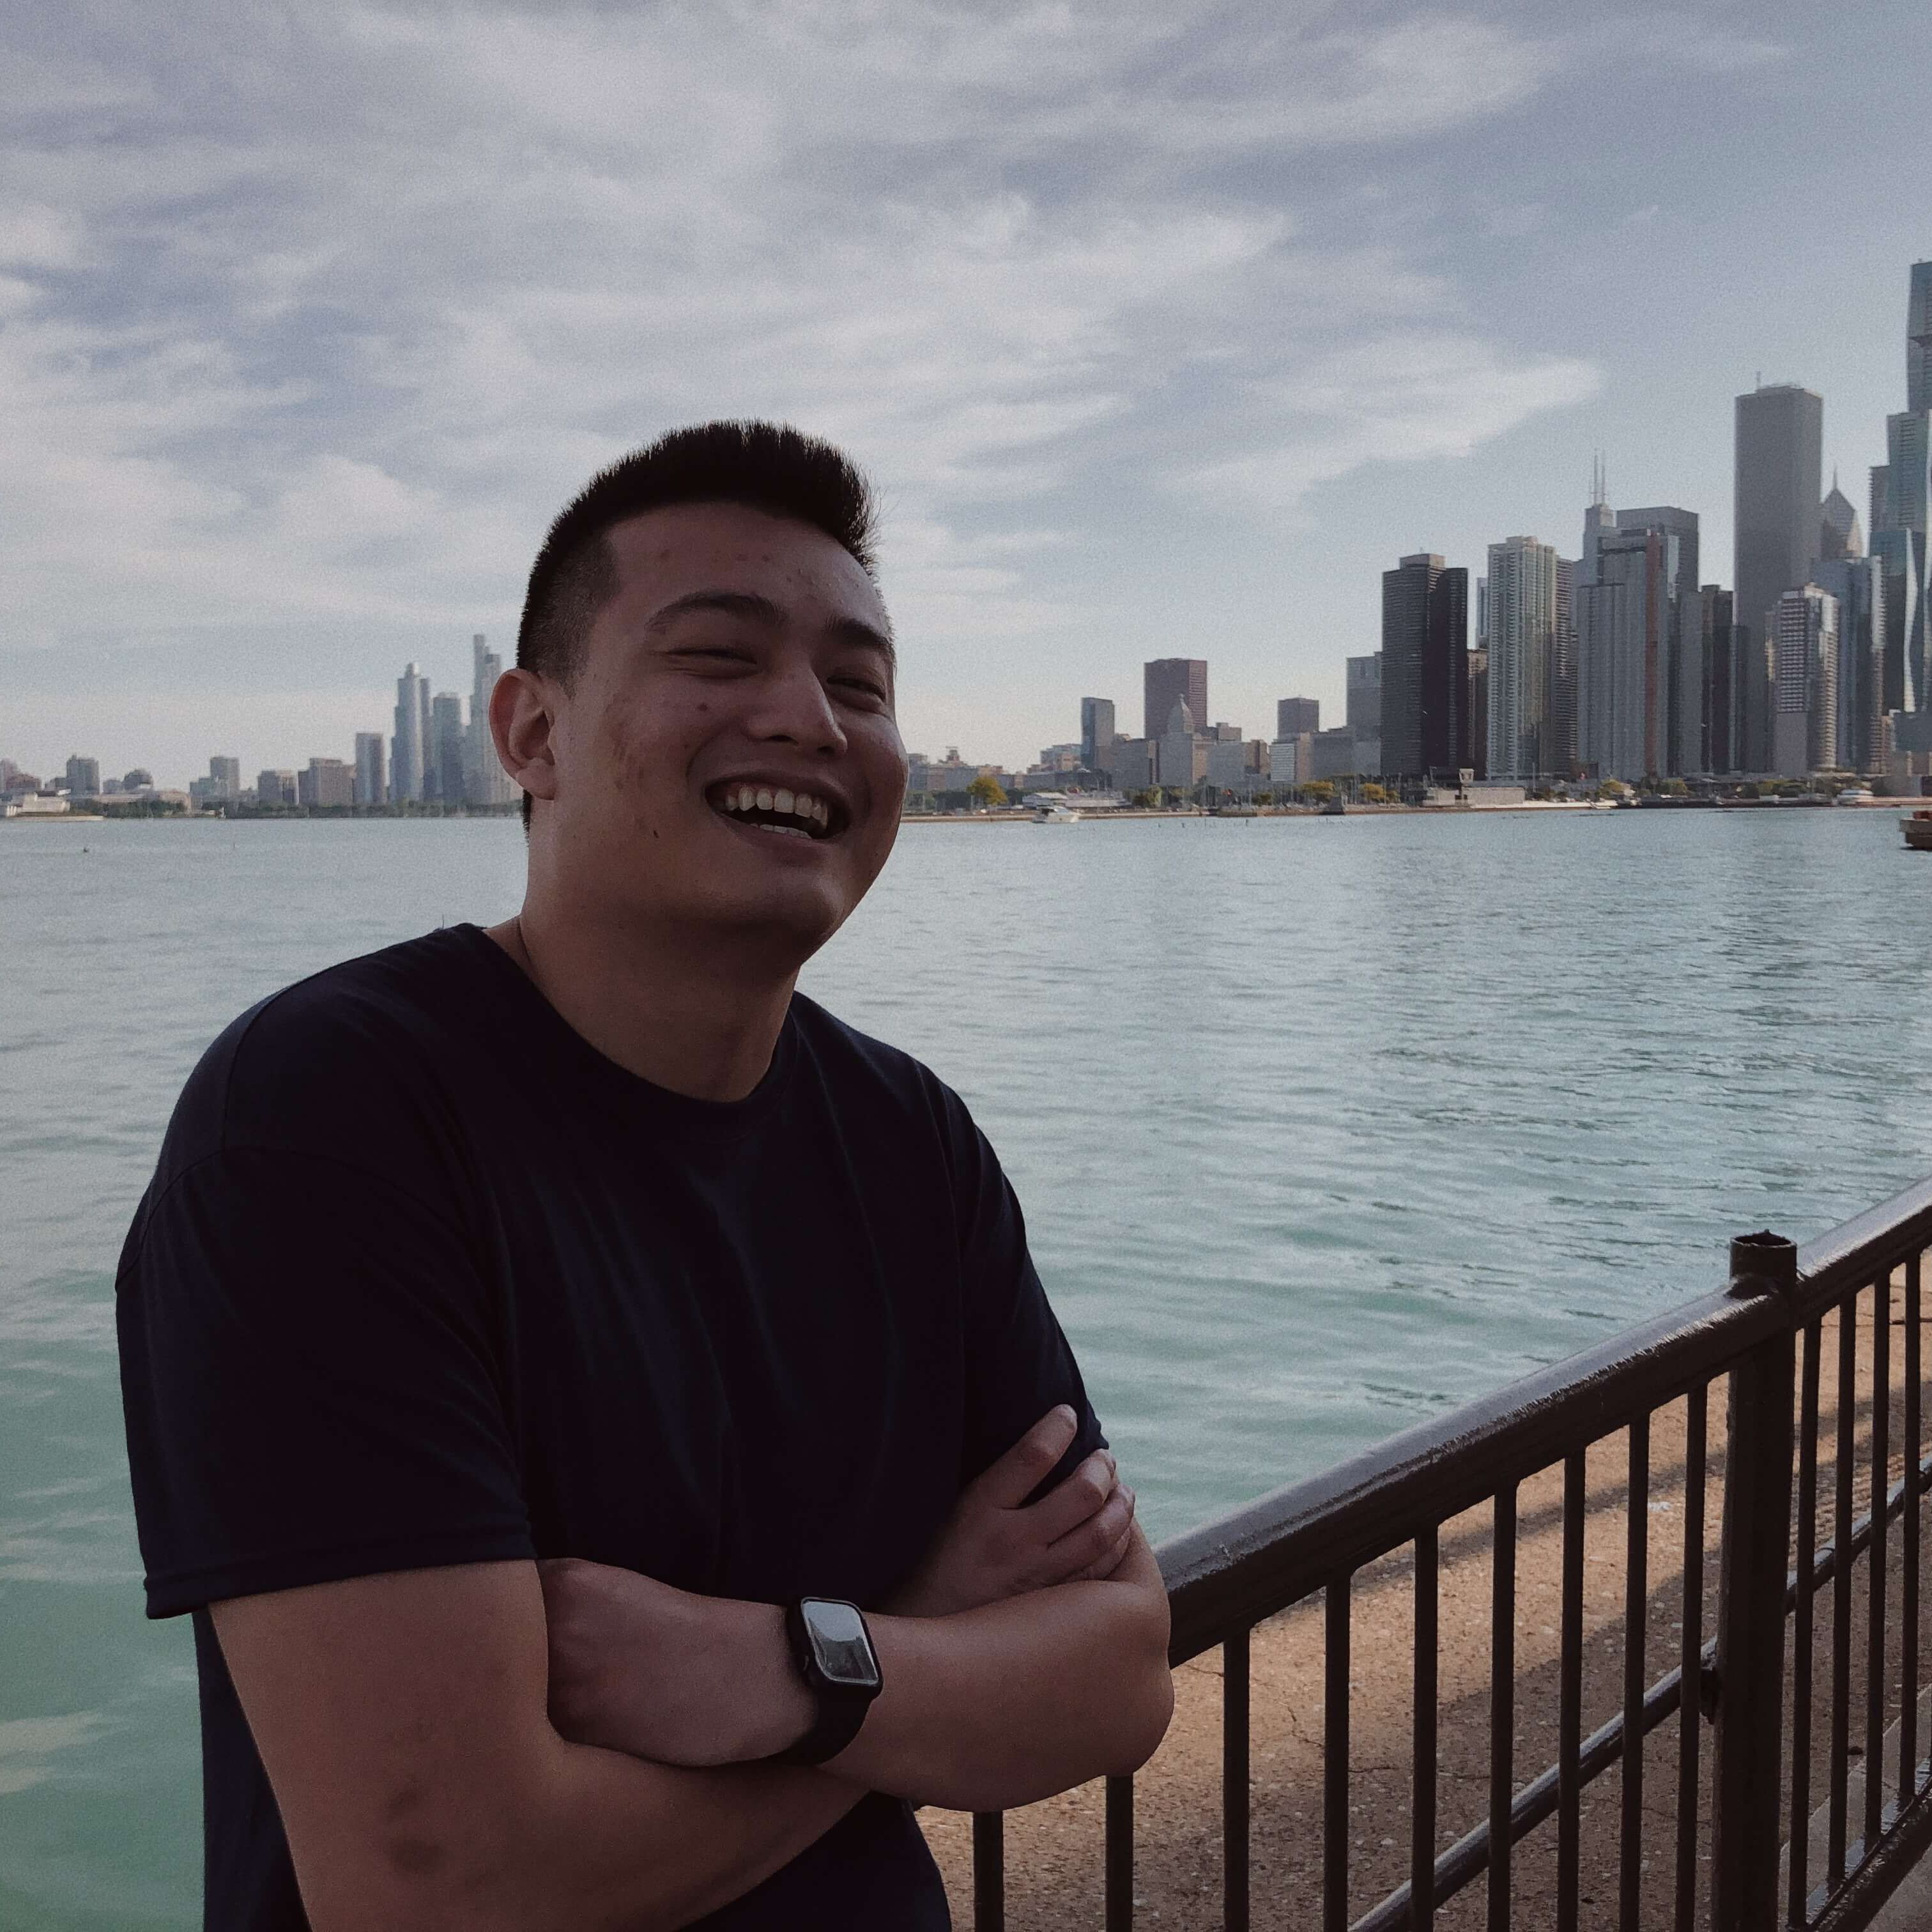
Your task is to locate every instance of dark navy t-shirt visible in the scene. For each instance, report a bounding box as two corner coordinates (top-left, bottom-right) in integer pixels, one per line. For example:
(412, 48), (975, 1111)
(115, 924), (1101, 1931)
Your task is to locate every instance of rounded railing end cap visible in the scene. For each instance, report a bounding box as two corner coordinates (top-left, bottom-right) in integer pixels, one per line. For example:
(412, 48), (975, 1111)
(1728, 1229), (1798, 1295)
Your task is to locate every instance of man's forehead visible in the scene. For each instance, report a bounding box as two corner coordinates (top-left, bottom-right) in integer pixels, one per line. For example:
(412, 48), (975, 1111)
(604, 502), (886, 623)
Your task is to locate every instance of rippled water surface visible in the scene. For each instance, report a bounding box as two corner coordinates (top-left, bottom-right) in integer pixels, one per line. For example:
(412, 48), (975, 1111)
(8, 807), (1932, 1925)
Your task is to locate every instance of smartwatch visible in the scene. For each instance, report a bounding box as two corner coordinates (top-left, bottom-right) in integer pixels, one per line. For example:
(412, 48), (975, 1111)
(771, 1597), (883, 1765)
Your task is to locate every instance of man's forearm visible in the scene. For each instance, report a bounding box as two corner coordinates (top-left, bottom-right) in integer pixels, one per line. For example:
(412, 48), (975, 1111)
(488, 1740), (861, 1932)
(283, 1713), (860, 1932)
(213, 1567), (862, 1932)
(824, 1531), (1172, 1813)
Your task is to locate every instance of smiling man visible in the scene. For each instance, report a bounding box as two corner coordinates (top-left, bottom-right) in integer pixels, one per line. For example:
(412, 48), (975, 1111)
(116, 421), (1172, 1931)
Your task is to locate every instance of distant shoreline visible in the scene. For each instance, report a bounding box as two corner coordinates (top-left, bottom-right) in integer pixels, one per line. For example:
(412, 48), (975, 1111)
(900, 797), (1912, 824)
(4, 797), (1912, 829)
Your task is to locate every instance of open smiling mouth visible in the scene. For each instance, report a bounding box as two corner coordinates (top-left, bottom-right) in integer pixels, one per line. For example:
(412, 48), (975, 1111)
(707, 782), (845, 842)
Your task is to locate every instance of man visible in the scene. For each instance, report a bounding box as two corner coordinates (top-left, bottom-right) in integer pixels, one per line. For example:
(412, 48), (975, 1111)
(118, 420), (1172, 1930)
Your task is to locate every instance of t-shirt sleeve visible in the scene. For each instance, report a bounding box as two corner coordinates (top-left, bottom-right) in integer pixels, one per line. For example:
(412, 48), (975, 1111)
(117, 1147), (534, 1619)
(943, 1094), (1105, 1495)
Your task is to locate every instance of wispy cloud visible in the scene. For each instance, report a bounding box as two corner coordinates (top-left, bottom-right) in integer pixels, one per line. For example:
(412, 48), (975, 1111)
(0, 0), (1646, 780)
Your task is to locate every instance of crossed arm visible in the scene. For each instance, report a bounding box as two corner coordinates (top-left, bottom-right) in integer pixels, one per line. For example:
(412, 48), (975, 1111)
(212, 1408), (1174, 1932)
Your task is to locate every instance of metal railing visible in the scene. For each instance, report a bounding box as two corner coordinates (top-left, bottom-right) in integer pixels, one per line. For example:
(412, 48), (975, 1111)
(965, 1176), (1932, 1930)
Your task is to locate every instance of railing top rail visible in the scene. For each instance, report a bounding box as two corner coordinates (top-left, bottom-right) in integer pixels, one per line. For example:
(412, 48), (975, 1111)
(1155, 1285), (1782, 1664)
(1794, 1172), (1932, 1315)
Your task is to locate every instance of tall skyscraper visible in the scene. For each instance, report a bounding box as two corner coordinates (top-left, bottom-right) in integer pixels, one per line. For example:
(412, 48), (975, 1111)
(1380, 553), (1468, 779)
(391, 663), (430, 802)
(1735, 383), (1824, 770)
(1483, 535), (1558, 780)
(1912, 257), (1932, 414)
(1158, 698), (1204, 790)
(1345, 654), (1381, 735)
(1773, 585), (1839, 778)
(430, 692), (465, 805)
(1467, 648), (1488, 779)
(208, 755), (242, 800)
(1577, 526), (1660, 780)
(1820, 475), (1862, 562)
(463, 634), (516, 806)
(1079, 697), (1116, 771)
(354, 732), (386, 807)
(1701, 588), (1736, 773)
(1871, 262), (1932, 720)
(1575, 498), (1703, 782)
(65, 754), (102, 797)
(1618, 505), (1701, 774)
(1549, 556), (1578, 777)
(1143, 659), (1207, 743)
(1276, 696), (1319, 737)
(1810, 556), (1885, 772)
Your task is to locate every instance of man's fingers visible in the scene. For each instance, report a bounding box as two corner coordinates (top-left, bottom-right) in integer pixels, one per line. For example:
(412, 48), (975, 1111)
(971, 1405), (1081, 1510)
(1043, 1482), (1136, 1579)
(1020, 1448), (1117, 1544)
(1071, 1518), (1137, 1584)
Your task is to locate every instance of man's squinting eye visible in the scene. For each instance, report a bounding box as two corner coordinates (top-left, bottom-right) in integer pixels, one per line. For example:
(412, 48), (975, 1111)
(673, 645), (756, 666)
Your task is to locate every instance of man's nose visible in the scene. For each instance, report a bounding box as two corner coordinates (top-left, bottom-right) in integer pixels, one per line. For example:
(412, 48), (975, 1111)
(744, 666), (848, 756)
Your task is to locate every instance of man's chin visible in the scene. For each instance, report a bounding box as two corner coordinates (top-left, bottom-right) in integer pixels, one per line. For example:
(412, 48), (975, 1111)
(677, 883), (855, 970)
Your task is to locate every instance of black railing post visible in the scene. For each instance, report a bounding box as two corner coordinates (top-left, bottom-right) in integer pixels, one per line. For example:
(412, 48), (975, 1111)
(1711, 1230), (1798, 1932)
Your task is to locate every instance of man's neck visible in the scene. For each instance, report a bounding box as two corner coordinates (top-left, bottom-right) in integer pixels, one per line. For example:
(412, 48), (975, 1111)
(486, 905), (797, 1103)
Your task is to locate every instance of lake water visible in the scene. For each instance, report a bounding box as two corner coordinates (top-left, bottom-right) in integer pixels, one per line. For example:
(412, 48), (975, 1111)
(8, 805), (1932, 1926)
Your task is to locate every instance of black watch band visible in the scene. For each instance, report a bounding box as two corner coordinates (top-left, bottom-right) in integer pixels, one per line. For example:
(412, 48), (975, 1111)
(771, 1597), (882, 1766)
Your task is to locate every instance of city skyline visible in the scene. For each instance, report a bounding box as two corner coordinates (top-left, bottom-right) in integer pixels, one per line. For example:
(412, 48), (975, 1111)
(17, 259), (1929, 802)
(4, 4), (1930, 781)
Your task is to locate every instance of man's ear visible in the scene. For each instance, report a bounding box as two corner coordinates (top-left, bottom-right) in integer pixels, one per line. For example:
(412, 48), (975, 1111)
(493, 668), (558, 806)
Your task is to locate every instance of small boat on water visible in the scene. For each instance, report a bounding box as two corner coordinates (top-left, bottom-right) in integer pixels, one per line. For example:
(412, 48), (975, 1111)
(1904, 810), (1932, 851)
(1034, 804), (1082, 824)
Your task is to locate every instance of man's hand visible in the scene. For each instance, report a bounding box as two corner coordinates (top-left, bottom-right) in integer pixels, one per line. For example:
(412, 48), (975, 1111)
(541, 1407), (1141, 1772)
(539, 1561), (811, 1768)
(884, 1406), (1136, 1618)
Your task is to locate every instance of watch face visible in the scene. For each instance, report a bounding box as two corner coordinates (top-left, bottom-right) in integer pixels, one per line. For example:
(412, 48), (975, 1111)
(802, 1598), (880, 1690)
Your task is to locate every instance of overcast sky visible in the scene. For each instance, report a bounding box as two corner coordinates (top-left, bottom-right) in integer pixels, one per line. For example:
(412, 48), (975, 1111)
(4, 1), (1930, 784)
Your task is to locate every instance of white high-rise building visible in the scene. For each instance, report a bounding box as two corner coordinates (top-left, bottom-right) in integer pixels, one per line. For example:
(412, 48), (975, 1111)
(1773, 586), (1839, 778)
(391, 663), (430, 802)
(1483, 536), (1557, 781)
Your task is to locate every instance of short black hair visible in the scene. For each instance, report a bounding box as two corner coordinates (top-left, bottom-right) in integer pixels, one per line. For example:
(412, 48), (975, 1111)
(517, 419), (877, 688)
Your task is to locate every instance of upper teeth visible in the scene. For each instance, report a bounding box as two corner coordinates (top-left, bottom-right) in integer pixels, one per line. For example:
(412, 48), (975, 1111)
(719, 785), (832, 830)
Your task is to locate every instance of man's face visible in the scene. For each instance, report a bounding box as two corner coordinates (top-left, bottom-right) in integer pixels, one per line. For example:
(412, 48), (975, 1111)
(535, 500), (908, 964)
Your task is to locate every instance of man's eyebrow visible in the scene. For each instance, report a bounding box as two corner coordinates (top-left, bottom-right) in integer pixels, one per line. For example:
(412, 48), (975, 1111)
(827, 615), (896, 667)
(646, 589), (896, 666)
(644, 589), (785, 633)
